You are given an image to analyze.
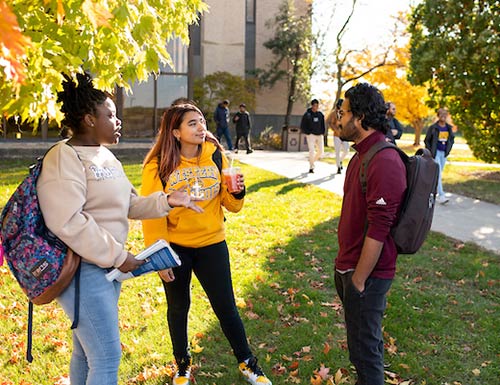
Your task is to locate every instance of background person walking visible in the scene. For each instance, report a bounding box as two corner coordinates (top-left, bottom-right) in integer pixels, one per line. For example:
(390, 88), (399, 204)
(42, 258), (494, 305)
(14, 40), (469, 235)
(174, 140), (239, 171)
(326, 98), (350, 174)
(384, 101), (403, 145)
(424, 107), (455, 204)
(300, 98), (325, 173)
(214, 99), (234, 151)
(233, 103), (253, 154)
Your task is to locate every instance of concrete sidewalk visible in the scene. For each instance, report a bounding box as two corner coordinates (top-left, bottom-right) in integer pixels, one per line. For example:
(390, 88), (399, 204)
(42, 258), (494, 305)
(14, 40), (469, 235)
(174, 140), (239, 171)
(2, 141), (499, 254)
(234, 149), (500, 255)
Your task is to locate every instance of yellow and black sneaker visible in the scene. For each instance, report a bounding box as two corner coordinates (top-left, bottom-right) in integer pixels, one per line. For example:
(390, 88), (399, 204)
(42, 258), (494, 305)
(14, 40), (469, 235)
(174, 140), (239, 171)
(239, 356), (272, 385)
(173, 356), (192, 385)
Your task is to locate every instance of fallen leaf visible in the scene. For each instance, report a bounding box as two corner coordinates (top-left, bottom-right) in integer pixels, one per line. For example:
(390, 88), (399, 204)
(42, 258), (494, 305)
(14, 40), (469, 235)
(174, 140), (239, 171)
(317, 364), (330, 380)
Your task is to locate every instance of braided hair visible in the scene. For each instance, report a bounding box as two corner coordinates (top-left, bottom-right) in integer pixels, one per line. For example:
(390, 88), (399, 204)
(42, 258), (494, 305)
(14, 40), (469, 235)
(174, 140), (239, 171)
(57, 73), (108, 134)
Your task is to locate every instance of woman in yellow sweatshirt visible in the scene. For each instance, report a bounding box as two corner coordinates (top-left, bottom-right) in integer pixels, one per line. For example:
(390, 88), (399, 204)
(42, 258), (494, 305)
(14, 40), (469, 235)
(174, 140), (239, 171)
(141, 103), (271, 385)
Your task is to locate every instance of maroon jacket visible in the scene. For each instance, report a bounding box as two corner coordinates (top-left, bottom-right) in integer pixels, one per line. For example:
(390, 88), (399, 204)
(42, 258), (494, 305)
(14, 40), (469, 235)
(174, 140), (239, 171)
(335, 131), (406, 279)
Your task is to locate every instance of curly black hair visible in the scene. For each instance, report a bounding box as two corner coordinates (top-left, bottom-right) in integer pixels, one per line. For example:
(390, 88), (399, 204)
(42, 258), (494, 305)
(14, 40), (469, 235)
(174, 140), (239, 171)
(345, 83), (388, 134)
(57, 72), (108, 133)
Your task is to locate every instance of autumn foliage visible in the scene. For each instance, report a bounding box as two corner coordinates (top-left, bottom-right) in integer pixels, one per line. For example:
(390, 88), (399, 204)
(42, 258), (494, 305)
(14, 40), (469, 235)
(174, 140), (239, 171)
(0, 0), (207, 126)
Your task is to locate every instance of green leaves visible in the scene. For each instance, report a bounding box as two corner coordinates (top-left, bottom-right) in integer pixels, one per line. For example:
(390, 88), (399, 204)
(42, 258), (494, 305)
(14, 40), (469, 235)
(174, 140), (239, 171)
(0, 0), (207, 124)
(408, 0), (500, 163)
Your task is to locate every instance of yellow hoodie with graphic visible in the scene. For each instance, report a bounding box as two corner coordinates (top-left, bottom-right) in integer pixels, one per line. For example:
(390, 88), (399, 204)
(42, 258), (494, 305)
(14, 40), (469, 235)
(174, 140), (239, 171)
(141, 141), (244, 248)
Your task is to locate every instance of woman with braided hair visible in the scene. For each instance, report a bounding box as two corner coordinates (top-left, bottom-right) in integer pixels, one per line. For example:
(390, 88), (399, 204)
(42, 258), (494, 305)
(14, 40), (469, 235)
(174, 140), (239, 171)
(36, 72), (202, 384)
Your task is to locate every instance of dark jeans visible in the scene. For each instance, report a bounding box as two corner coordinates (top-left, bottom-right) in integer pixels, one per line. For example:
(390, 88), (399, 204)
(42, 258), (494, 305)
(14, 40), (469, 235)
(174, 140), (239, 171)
(163, 240), (252, 363)
(216, 126), (233, 150)
(235, 132), (251, 150)
(334, 271), (392, 385)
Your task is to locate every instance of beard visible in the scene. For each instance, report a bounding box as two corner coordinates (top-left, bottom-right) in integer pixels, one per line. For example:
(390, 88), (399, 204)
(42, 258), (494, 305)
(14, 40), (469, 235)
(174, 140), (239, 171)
(339, 116), (359, 142)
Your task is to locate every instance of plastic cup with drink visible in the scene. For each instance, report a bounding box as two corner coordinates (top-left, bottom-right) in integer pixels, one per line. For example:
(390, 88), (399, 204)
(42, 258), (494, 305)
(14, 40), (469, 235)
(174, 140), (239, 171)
(222, 166), (242, 193)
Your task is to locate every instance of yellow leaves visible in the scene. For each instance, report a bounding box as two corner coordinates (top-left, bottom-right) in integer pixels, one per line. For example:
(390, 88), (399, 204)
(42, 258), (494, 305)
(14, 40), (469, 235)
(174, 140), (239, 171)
(82, 0), (114, 29)
(190, 334), (204, 354)
(56, 0), (65, 26)
(129, 364), (174, 382)
(311, 374), (322, 385)
(311, 364), (350, 385)
(0, 0), (32, 83)
(386, 336), (398, 355)
(236, 296), (247, 308)
(52, 374), (70, 385)
(140, 299), (157, 317)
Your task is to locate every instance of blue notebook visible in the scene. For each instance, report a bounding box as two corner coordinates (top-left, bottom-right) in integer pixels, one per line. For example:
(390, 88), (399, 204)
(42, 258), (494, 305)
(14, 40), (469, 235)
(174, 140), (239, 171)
(105, 240), (181, 282)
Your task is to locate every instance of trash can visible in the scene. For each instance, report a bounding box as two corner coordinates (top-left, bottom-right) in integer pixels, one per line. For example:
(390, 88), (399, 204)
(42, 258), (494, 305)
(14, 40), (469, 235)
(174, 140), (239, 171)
(282, 126), (301, 151)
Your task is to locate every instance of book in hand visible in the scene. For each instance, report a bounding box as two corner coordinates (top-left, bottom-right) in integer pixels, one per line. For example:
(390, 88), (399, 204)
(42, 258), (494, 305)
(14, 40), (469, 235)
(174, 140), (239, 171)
(105, 239), (181, 282)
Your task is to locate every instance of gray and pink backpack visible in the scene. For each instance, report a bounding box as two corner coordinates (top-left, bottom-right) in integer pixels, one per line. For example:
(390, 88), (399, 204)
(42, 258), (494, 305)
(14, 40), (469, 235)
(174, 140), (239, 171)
(0, 147), (80, 362)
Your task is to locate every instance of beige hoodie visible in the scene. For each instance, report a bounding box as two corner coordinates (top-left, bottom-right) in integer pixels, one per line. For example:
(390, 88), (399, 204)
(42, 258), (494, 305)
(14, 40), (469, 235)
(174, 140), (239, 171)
(37, 141), (171, 268)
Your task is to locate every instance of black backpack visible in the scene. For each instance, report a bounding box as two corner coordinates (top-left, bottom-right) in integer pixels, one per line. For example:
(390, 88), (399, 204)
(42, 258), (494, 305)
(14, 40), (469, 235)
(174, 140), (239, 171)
(360, 142), (439, 254)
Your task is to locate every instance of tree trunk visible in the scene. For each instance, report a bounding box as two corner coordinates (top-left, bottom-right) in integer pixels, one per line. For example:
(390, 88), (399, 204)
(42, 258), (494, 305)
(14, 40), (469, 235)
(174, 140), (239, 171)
(413, 119), (424, 146)
(284, 45), (302, 129)
(41, 118), (48, 141)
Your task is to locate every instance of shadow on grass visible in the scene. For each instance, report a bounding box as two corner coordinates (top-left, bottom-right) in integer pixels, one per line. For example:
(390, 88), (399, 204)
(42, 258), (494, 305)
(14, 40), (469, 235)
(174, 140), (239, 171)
(246, 176), (291, 194)
(178, 214), (351, 385)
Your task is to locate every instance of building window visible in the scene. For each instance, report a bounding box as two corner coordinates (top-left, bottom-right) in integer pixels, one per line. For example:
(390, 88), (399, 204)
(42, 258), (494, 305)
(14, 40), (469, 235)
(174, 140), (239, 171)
(246, 0), (255, 23)
(121, 38), (189, 136)
(245, 0), (256, 76)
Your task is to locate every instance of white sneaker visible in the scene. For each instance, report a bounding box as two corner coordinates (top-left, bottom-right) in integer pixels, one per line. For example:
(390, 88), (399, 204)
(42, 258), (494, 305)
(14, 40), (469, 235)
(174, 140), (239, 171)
(173, 357), (192, 385)
(438, 195), (449, 205)
(239, 357), (272, 385)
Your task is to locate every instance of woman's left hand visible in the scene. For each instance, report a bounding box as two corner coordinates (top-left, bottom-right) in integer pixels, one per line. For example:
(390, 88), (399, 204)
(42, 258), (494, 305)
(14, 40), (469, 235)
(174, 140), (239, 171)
(158, 268), (175, 282)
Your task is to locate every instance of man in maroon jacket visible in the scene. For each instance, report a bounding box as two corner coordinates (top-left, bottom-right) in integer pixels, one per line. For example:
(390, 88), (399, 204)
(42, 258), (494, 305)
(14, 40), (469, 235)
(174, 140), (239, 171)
(334, 83), (406, 385)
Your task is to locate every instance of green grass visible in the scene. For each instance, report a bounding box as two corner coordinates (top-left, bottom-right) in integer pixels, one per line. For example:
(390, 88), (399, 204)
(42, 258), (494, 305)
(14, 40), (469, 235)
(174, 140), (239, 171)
(0, 160), (499, 385)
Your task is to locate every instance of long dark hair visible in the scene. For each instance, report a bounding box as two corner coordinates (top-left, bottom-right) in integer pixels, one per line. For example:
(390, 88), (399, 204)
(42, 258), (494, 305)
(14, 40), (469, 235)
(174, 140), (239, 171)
(143, 104), (223, 183)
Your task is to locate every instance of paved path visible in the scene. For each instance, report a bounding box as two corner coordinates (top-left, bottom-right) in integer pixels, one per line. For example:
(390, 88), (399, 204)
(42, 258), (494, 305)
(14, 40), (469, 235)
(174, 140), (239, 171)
(1, 140), (499, 254)
(233, 150), (500, 255)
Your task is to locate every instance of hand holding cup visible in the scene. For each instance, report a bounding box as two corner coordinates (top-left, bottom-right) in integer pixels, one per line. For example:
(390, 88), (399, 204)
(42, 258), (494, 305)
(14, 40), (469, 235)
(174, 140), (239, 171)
(222, 167), (244, 193)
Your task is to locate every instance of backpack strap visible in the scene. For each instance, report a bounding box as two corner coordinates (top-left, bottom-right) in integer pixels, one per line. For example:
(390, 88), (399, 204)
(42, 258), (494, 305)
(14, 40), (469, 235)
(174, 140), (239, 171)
(62, 142), (83, 331)
(26, 301), (34, 362)
(25, 142), (83, 362)
(359, 141), (407, 194)
(212, 147), (223, 173)
(70, 261), (81, 330)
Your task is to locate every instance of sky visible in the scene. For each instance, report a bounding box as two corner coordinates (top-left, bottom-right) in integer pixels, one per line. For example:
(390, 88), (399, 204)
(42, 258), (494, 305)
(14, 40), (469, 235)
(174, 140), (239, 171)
(312, 0), (418, 100)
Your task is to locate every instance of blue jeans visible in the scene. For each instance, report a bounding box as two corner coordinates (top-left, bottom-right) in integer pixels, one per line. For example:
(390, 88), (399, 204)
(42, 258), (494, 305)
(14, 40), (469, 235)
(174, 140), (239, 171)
(216, 126), (233, 150)
(335, 271), (392, 385)
(57, 262), (122, 385)
(435, 149), (447, 196)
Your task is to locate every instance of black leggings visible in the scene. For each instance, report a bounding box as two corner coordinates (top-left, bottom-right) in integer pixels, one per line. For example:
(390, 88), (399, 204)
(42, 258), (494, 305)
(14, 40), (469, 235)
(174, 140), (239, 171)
(164, 240), (252, 363)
